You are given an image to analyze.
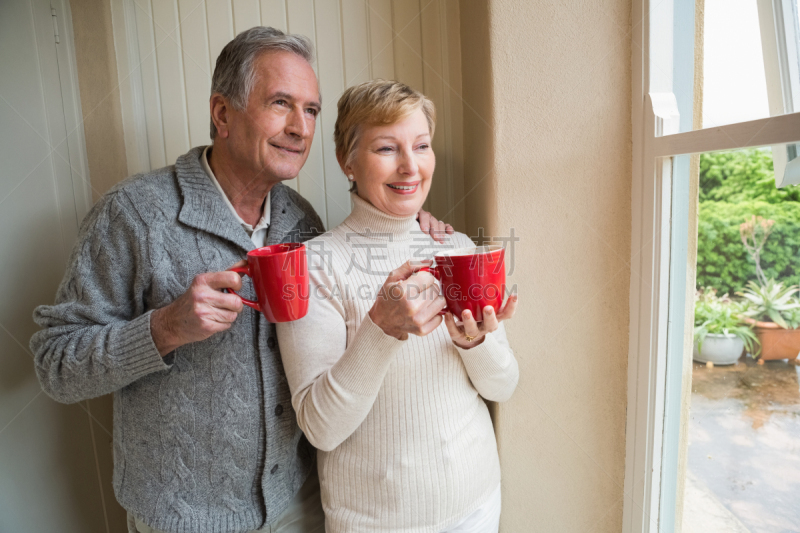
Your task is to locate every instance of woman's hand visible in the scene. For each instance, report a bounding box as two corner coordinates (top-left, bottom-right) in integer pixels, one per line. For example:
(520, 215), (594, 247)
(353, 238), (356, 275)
(445, 293), (518, 349)
(369, 260), (446, 340)
(417, 209), (454, 243)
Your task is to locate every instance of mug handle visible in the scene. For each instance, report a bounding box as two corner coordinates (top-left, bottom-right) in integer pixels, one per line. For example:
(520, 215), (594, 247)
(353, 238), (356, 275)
(417, 265), (447, 316)
(225, 264), (261, 312)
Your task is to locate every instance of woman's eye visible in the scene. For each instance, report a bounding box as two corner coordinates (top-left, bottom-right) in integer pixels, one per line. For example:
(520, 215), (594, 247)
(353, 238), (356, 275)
(377, 146), (394, 153)
(416, 144), (430, 150)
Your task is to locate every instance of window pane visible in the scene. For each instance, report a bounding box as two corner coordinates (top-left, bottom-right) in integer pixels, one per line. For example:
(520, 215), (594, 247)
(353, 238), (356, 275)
(682, 147), (800, 532)
(702, 0), (771, 128)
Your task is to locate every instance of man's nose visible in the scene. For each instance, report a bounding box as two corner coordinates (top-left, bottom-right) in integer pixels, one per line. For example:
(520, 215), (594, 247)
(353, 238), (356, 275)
(285, 108), (310, 138)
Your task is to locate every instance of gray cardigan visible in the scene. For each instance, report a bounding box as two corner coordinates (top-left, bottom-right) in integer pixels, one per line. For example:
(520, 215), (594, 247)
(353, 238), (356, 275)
(30, 147), (325, 533)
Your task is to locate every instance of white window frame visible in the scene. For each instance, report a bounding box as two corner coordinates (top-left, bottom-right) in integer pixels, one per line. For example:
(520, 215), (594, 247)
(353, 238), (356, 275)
(623, 1), (800, 532)
(758, 0), (800, 186)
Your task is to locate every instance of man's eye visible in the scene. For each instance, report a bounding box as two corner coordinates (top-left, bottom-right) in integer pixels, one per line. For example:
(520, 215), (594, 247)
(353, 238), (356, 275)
(307, 108), (319, 117)
(274, 99), (288, 106)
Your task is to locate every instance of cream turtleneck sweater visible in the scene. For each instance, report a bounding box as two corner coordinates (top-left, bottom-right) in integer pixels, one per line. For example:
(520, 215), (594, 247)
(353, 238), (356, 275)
(276, 193), (519, 532)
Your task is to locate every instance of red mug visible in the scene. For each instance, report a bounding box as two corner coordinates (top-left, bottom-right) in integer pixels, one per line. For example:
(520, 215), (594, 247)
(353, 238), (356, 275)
(226, 243), (309, 323)
(419, 244), (506, 322)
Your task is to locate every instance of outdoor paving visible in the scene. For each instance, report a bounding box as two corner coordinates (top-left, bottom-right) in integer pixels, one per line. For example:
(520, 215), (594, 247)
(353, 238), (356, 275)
(686, 357), (800, 533)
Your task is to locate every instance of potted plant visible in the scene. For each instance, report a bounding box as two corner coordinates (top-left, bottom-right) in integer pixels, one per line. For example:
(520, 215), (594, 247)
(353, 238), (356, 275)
(693, 289), (759, 366)
(739, 279), (800, 361)
(736, 216), (800, 361)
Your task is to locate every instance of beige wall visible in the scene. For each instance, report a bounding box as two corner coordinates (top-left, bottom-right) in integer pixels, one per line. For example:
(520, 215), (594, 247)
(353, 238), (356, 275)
(68, 0), (129, 530)
(459, 0), (497, 242)
(0, 0), (127, 531)
(70, 0), (128, 199)
(461, 1), (632, 530)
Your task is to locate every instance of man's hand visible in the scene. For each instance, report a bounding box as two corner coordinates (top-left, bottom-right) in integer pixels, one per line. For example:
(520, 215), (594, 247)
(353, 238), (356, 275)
(151, 271), (245, 356)
(369, 260), (446, 340)
(417, 209), (454, 244)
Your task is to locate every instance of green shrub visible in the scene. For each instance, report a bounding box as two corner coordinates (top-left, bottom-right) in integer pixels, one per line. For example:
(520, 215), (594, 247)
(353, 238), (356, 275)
(696, 200), (800, 295)
(699, 149), (800, 204)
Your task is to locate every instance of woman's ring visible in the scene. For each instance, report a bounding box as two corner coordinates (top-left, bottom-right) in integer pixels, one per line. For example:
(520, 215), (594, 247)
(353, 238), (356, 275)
(465, 334), (476, 342)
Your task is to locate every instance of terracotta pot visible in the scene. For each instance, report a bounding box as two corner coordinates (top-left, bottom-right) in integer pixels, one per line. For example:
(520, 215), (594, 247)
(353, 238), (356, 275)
(744, 319), (800, 360)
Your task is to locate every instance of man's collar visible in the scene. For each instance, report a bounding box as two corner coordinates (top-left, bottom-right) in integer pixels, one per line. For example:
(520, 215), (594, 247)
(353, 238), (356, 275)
(175, 146), (256, 252)
(201, 146), (271, 234)
(175, 146), (306, 250)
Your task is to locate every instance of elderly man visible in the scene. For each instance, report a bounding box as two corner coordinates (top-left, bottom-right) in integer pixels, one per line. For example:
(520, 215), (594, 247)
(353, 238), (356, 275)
(29, 27), (451, 533)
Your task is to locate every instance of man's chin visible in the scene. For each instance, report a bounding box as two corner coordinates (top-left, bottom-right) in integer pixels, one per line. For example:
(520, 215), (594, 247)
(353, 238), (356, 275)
(276, 166), (303, 181)
(259, 163), (305, 183)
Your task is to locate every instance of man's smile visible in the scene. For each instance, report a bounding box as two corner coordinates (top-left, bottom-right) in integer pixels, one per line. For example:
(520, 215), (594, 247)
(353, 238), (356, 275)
(270, 142), (304, 155)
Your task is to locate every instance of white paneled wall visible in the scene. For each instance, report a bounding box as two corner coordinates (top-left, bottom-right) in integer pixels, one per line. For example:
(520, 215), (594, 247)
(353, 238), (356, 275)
(111, 0), (465, 230)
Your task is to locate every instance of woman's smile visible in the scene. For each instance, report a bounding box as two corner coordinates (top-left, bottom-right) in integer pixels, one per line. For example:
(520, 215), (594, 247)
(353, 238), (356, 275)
(386, 181), (420, 194)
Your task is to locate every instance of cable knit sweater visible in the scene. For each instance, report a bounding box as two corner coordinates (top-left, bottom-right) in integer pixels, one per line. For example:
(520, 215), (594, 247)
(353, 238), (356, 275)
(29, 147), (324, 533)
(276, 193), (519, 532)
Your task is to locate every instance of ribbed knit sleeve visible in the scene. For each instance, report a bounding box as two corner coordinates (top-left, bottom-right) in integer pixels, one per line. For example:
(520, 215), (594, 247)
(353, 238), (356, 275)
(29, 191), (168, 404)
(454, 323), (519, 402)
(277, 249), (406, 452)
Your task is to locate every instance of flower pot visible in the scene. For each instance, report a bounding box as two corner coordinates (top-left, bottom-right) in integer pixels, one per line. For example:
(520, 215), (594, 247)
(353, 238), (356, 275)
(693, 333), (745, 365)
(749, 320), (800, 361)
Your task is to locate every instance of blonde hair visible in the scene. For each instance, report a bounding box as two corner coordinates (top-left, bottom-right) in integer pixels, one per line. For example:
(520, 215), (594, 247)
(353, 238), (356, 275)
(334, 80), (436, 189)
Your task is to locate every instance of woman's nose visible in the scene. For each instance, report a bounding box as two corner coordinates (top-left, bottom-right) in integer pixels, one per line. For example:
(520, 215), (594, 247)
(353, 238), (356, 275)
(398, 150), (419, 176)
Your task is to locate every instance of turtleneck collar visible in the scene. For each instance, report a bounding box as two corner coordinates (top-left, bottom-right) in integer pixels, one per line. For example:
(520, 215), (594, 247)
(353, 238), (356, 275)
(342, 192), (421, 242)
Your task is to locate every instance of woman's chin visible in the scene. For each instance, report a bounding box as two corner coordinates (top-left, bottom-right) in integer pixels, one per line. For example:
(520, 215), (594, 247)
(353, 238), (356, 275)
(385, 197), (427, 218)
(360, 190), (427, 217)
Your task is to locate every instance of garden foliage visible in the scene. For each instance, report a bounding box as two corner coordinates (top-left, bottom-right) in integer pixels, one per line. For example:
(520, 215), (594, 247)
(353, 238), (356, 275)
(699, 149), (800, 204)
(697, 150), (800, 294)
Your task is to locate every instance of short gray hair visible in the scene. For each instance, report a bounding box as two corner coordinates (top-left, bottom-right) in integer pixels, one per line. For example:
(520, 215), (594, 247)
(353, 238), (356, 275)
(210, 26), (315, 139)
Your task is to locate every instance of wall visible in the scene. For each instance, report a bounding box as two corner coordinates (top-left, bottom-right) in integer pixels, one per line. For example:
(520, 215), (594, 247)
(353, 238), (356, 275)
(460, 1), (633, 531)
(71, 0), (128, 199)
(69, 0), (130, 526)
(110, 0), (466, 231)
(459, 0), (496, 242)
(0, 0), (127, 531)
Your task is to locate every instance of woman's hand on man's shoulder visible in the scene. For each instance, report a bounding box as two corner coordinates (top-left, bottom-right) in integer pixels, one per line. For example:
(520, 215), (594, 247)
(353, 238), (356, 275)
(417, 209), (454, 244)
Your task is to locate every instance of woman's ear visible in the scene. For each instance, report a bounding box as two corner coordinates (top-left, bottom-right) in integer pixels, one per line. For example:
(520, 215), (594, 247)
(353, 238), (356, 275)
(336, 153), (353, 180)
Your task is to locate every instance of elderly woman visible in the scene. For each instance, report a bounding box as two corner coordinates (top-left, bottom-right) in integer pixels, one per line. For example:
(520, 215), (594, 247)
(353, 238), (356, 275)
(276, 80), (518, 532)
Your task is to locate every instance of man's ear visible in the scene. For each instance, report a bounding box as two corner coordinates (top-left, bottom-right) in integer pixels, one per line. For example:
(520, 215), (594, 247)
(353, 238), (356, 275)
(210, 94), (230, 139)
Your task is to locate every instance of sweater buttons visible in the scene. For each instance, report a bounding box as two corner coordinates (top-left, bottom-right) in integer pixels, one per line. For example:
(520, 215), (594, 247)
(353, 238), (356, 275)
(267, 337), (277, 349)
(270, 464), (279, 475)
(275, 404), (284, 416)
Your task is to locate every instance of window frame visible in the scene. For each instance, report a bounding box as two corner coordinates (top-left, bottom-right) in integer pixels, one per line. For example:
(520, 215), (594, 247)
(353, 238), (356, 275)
(757, 0), (800, 186)
(623, 1), (800, 532)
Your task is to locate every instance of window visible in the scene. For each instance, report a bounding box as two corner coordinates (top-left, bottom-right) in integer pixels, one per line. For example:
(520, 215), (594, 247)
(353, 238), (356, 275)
(623, 1), (800, 532)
